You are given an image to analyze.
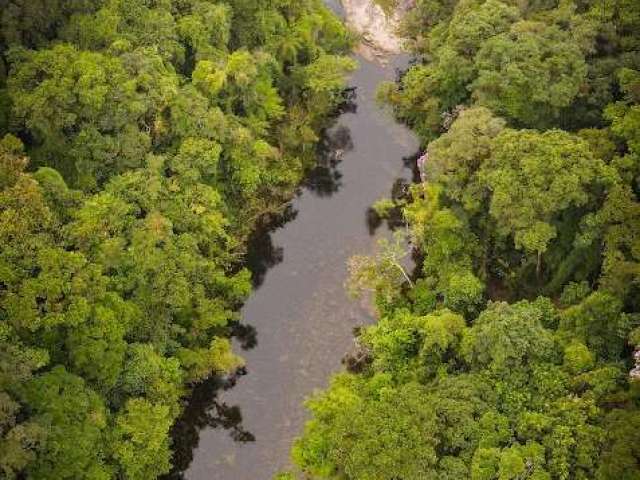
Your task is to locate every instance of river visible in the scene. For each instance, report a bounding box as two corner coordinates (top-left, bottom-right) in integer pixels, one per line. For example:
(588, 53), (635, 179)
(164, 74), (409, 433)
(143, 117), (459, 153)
(167, 5), (419, 478)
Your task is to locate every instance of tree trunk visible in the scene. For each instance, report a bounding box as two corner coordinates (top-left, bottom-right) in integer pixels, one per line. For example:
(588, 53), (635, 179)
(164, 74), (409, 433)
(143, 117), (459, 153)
(536, 250), (543, 281)
(393, 261), (414, 288)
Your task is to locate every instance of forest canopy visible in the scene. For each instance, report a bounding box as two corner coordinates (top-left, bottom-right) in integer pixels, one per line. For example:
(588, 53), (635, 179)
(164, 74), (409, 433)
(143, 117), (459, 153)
(291, 0), (640, 479)
(0, 0), (355, 478)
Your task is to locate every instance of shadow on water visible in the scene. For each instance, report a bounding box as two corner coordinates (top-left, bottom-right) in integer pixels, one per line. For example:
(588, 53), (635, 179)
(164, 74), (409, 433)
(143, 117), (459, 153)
(166, 369), (255, 480)
(167, 300), (267, 479)
(166, 46), (420, 480)
(365, 150), (420, 236)
(403, 150), (423, 183)
(230, 321), (258, 351)
(304, 124), (353, 197)
(165, 87), (358, 480)
(166, 203), (304, 480)
(364, 178), (410, 235)
(246, 87), (357, 283)
(304, 88), (356, 197)
(245, 204), (298, 288)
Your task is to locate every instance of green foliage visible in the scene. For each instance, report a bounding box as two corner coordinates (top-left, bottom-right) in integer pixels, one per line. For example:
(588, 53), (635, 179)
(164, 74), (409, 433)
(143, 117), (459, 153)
(119, 344), (184, 413)
(0, 0), (354, 478)
(442, 0), (520, 58)
(405, 184), (485, 316)
(0, 324), (47, 480)
(425, 106), (505, 213)
(362, 308), (466, 380)
(480, 129), (612, 264)
(298, 54), (357, 117)
(579, 184), (640, 305)
(596, 410), (640, 480)
(292, 1), (640, 479)
(293, 299), (620, 480)
(111, 399), (173, 480)
(346, 231), (413, 314)
(293, 373), (439, 479)
(461, 301), (557, 372)
(563, 342), (595, 374)
(559, 292), (630, 361)
(7, 44), (156, 187)
(381, 0), (636, 141)
(371, 197), (396, 218)
(471, 21), (589, 128)
(19, 367), (110, 480)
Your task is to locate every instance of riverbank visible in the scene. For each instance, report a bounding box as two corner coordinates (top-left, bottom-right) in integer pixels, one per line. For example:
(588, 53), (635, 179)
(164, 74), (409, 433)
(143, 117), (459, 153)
(164, 3), (420, 478)
(169, 52), (419, 480)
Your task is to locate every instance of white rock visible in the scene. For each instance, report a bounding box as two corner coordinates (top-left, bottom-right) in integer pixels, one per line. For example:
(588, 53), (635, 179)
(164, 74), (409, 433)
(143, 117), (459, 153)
(340, 0), (413, 61)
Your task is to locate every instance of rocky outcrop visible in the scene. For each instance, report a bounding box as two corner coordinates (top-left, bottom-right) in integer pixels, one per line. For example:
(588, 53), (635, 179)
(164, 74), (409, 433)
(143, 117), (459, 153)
(341, 0), (414, 61)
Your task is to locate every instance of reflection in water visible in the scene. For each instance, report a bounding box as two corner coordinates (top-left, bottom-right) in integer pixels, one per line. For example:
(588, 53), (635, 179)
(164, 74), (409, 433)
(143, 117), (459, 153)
(305, 125), (353, 197)
(169, 52), (419, 480)
(245, 205), (298, 288)
(214, 401), (255, 443)
(305, 89), (356, 197)
(391, 177), (411, 202)
(336, 87), (357, 115)
(365, 207), (383, 235)
(165, 96), (358, 479)
(411, 248), (425, 283)
(365, 174), (415, 236)
(402, 150), (423, 183)
(165, 369), (254, 480)
(230, 322), (258, 351)
(166, 201), (301, 479)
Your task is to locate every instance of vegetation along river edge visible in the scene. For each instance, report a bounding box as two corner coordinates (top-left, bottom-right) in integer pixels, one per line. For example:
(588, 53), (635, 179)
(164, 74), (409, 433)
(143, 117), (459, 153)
(1, 0), (640, 479)
(288, 0), (640, 479)
(168, 0), (421, 477)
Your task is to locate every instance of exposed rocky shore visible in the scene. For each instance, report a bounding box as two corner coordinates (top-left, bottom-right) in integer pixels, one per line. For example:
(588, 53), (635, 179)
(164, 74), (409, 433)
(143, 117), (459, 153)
(341, 0), (414, 61)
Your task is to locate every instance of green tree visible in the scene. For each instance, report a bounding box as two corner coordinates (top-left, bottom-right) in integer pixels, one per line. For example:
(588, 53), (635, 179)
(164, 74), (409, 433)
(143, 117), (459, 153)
(472, 21), (589, 128)
(19, 367), (110, 480)
(293, 374), (439, 480)
(111, 399), (173, 480)
(405, 184), (485, 316)
(578, 184), (640, 302)
(597, 410), (640, 480)
(347, 231), (414, 314)
(480, 129), (614, 277)
(0, 325), (48, 479)
(461, 301), (556, 372)
(559, 292), (630, 361)
(2, 2), (356, 477)
(425, 106), (505, 213)
(7, 45), (154, 187)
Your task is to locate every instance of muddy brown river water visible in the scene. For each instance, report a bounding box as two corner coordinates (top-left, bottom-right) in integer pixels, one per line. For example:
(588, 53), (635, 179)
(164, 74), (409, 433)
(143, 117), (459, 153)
(167, 9), (419, 478)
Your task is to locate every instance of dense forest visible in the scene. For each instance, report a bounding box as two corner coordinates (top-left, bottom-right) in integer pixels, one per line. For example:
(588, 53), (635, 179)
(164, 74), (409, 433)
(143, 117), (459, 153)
(290, 0), (640, 479)
(0, 1), (355, 478)
(3, 0), (640, 478)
